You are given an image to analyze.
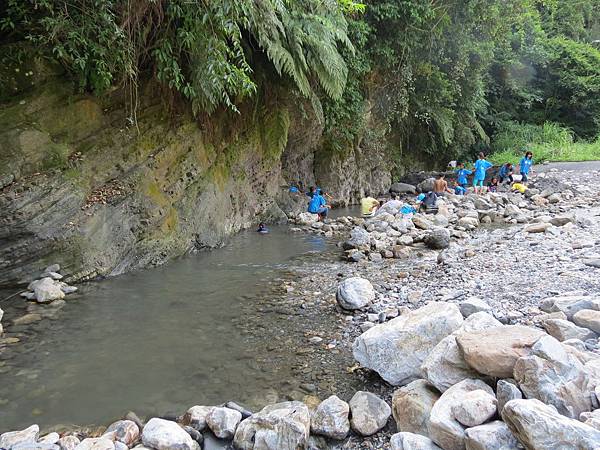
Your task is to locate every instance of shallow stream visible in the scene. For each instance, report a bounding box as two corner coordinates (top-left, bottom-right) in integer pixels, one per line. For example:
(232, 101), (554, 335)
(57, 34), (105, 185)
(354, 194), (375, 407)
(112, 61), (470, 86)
(0, 223), (346, 431)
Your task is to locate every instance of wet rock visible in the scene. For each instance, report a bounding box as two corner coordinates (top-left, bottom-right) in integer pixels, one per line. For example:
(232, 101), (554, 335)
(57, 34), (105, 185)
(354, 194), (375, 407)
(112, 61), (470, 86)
(502, 399), (600, 449)
(455, 325), (545, 378)
(206, 407), (242, 439)
(141, 418), (196, 450)
(74, 438), (115, 450)
(424, 229), (450, 250)
(513, 335), (596, 419)
(105, 420), (140, 446)
(31, 277), (65, 303)
(429, 379), (494, 450)
(183, 405), (212, 431)
(390, 432), (442, 450)
(233, 401), (310, 450)
(310, 395), (350, 440)
(542, 318), (596, 341)
(450, 390), (497, 427)
(57, 436), (80, 450)
(458, 298), (491, 318)
(0, 425), (39, 449)
(463, 421), (520, 450)
(13, 313), (43, 326)
(349, 391), (391, 436)
(572, 309), (600, 334)
(336, 277), (375, 310)
(391, 379), (440, 436)
(353, 302), (463, 385)
(495, 380), (522, 414)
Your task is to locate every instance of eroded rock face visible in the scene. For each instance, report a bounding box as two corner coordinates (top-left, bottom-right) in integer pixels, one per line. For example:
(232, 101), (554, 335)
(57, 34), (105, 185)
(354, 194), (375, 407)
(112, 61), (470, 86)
(502, 399), (600, 449)
(353, 302), (464, 385)
(456, 325), (545, 378)
(391, 380), (440, 436)
(336, 277), (375, 310)
(349, 391), (391, 436)
(233, 401), (310, 450)
(141, 418), (196, 450)
(429, 379), (494, 450)
(310, 395), (350, 440)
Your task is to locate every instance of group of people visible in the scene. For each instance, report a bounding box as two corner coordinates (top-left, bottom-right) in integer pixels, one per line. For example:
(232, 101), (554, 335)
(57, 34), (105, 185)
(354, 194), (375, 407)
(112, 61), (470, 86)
(441, 151), (534, 196)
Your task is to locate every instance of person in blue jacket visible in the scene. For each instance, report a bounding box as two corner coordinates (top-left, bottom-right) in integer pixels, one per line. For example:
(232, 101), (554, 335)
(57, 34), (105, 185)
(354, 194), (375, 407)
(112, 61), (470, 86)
(455, 162), (472, 189)
(518, 151), (534, 183)
(307, 191), (330, 220)
(473, 152), (493, 194)
(497, 163), (514, 184)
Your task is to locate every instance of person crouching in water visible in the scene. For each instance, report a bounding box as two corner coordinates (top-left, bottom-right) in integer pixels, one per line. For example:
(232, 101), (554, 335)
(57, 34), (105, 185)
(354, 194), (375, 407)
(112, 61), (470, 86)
(361, 191), (380, 217)
(307, 190), (330, 221)
(257, 222), (269, 234)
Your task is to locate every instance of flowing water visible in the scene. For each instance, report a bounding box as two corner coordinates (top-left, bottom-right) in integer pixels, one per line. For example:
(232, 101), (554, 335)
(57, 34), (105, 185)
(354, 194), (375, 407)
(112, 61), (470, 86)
(0, 223), (346, 431)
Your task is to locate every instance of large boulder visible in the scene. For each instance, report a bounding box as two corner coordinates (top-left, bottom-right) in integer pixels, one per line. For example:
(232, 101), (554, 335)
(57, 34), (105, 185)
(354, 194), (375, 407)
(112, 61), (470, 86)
(572, 309), (600, 334)
(450, 390), (497, 427)
(429, 379), (494, 450)
(104, 420), (140, 447)
(455, 325), (545, 378)
(513, 335), (596, 419)
(206, 407), (242, 439)
(417, 178), (436, 193)
(390, 183), (417, 195)
(348, 391), (391, 436)
(391, 380), (440, 436)
(423, 229), (450, 250)
(542, 318), (596, 341)
(502, 399), (600, 449)
(233, 401), (310, 450)
(463, 421), (520, 450)
(141, 418), (196, 450)
(0, 425), (39, 450)
(297, 212), (318, 225)
(422, 313), (501, 392)
(336, 277), (375, 310)
(183, 405), (213, 431)
(353, 302), (464, 385)
(390, 432), (442, 450)
(344, 227), (371, 249)
(310, 395), (350, 440)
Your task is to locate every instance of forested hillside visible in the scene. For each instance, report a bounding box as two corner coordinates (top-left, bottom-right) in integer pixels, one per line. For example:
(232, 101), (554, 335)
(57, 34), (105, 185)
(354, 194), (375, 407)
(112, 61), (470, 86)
(2, 0), (599, 166)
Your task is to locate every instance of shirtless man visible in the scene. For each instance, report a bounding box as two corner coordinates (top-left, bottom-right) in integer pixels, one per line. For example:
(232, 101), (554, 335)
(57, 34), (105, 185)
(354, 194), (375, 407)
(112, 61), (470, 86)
(433, 174), (453, 196)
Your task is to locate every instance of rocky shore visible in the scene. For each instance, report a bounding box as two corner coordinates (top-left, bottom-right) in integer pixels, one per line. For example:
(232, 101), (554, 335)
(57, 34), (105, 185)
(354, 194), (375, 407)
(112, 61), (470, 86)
(2, 163), (600, 449)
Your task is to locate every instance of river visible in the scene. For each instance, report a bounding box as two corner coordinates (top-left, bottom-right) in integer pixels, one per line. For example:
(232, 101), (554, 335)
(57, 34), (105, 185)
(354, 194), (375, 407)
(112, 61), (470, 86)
(0, 221), (351, 431)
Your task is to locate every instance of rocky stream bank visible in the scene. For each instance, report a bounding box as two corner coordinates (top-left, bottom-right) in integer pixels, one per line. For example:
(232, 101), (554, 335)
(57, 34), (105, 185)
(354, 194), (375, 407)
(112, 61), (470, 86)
(2, 162), (600, 449)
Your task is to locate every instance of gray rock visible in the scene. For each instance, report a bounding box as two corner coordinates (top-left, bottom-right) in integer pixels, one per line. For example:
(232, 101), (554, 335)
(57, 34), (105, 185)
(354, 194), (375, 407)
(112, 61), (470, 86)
(39, 434), (60, 446)
(417, 178), (436, 193)
(464, 421), (520, 450)
(390, 183), (417, 194)
(345, 227), (371, 249)
(524, 223), (550, 233)
(141, 418), (196, 450)
(412, 216), (434, 230)
(310, 395), (350, 440)
(32, 277), (65, 303)
(12, 443), (60, 450)
(336, 277), (375, 310)
(184, 405), (213, 431)
(390, 432), (442, 450)
(429, 379), (494, 450)
(450, 390), (497, 427)
(513, 335), (596, 419)
(496, 380), (522, 414)
(457, 217), (479, 229)
(391, 380), (440, 436)
(0, 425), (39, 450)
(73, 438), (115, 450)
(459, 298), (491, 318)
(542, 318), (596, 342)
(349, 391), (391, 436)
(57, 436), (80, 450)
(233, 401), (310, 450)
(455, 325), (545, 378)
(550, 216), (572, 226)
(424, 229), (450, 250)
(206, 407), (242, 439)
(45, 264), (61, 273)
(584, 258), (600, 268)
(353, 302), (464, 385)
(539, 295), (600, 320)
(297, 212), (318, 225)
(105, 420), (140, 446)
(502, 399), (600, 449)
(572, 309), (600, 334)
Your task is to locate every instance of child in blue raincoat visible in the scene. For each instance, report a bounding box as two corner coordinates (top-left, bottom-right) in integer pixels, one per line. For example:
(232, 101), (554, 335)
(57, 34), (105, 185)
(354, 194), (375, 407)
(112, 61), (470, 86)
(473, 153), (493, 194)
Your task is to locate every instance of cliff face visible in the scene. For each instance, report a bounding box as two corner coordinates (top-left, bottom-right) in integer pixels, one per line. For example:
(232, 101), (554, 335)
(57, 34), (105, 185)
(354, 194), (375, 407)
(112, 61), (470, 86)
(0, 56), (417, 287)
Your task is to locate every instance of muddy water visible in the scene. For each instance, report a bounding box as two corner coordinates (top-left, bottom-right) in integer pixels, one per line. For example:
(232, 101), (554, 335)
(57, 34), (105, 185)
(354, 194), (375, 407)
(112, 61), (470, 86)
(0, 224), (346, 431)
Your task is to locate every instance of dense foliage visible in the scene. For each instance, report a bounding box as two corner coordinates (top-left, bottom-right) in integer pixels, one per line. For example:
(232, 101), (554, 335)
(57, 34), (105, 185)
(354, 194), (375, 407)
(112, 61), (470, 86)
(1, 0), (599, 164)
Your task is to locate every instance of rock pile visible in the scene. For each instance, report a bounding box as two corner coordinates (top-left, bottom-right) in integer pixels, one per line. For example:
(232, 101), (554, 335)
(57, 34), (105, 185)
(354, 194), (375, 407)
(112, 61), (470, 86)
(19, 264), (77, 303)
